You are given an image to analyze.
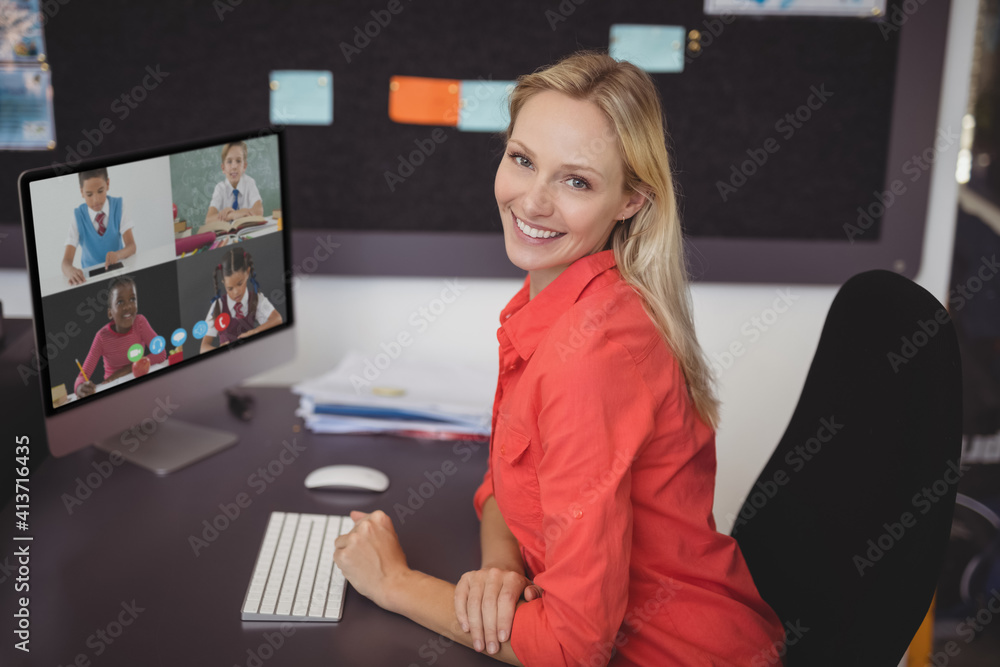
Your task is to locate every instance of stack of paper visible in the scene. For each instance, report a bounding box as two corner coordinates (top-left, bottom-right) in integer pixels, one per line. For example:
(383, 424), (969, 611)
(293, 350), (494, 440)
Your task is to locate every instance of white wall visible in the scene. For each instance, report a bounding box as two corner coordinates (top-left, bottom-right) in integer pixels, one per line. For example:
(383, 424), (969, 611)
(0, 0), (977, 536)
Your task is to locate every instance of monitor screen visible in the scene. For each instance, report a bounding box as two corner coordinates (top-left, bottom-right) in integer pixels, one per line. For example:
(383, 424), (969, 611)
(19, 130), (295, 470)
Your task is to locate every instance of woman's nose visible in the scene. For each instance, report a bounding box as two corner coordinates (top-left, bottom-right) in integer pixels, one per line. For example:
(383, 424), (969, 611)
(521, 178), (554, 218)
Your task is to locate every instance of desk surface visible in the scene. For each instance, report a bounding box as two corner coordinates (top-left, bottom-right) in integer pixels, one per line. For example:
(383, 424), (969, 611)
(0, 386), (496, 666)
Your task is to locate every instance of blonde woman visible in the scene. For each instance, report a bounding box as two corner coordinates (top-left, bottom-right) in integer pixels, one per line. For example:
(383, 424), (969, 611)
(334, 51), (785, 666)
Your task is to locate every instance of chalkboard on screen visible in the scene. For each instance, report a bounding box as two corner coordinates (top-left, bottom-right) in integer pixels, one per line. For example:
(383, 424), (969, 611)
(168, 135), (282, 228)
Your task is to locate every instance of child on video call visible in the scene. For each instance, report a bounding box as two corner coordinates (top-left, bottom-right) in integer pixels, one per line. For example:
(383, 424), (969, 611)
(75, 275), (165, 397)
(205, 141), (264, 224)
(200, 246), (282, 352)
(62, 168), (136, 286)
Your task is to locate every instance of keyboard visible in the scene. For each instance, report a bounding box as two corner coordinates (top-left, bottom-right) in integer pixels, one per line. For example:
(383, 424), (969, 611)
(241, 511), (354, 622)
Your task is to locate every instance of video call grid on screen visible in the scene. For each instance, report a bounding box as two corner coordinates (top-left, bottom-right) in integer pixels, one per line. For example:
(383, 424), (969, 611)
(19, 131), (293, 415)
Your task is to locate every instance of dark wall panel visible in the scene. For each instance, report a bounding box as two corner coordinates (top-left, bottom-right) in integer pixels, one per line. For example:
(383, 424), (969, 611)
(1, 0), (902, 244)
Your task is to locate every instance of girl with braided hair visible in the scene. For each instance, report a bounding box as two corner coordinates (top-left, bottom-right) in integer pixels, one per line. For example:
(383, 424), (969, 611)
(199, 246), (282, 353)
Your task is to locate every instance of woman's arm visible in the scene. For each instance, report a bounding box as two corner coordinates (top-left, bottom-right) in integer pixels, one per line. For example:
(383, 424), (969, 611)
(456, 496), (541, 656)
(335, 510), (524, 665)
(479, 496), (524, 572)
(389, 570), (525, 666)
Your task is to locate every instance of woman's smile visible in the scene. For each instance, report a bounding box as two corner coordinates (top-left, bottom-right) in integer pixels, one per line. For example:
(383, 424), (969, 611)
(512, 213), (566, 242)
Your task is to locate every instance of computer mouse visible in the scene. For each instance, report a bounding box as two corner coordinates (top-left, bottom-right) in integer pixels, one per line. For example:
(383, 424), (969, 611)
(304, 465), (390, 492)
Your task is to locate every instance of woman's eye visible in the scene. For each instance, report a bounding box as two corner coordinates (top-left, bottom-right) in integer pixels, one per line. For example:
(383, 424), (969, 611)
(568, 177), (590, 190)
(509, 152), (532, 169)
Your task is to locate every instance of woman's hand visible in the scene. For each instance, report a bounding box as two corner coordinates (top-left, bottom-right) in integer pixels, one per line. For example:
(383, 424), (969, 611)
(454, 567), (542, 655)
(333, 510), (411, 610)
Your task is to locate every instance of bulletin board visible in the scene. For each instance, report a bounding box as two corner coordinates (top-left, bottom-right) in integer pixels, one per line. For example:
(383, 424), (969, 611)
(0, 0), (950, 283)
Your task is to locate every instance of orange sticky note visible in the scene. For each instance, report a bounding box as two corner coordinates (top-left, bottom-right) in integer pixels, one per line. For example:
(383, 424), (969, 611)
(388, 76), (461, 127)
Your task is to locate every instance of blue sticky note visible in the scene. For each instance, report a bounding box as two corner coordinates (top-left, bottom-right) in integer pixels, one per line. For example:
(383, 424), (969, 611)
(609, 25), (686, 74)
(457, 80), (515, 132)
(270, 70), (333, 125)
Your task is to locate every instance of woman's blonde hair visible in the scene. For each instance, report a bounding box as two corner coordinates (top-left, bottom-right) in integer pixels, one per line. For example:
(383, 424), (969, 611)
(505, 51), (720, 429)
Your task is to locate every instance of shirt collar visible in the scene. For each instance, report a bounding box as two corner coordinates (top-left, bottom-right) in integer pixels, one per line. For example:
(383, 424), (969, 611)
(227, 175), (245, 194)
(231, 287), (250, 314)
(88, 201), (109, 222)
(500, 250), (619, 360)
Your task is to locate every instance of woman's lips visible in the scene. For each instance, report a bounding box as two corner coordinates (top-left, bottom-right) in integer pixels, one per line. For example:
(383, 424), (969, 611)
(514, 214), (565, 241)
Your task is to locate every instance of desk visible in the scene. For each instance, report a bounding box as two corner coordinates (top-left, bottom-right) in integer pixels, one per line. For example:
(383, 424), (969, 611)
(81, 255), (134, 282)
(62, 361), (170, 405)
(0, 386), (496, 666)
(188, 216), (282, 252)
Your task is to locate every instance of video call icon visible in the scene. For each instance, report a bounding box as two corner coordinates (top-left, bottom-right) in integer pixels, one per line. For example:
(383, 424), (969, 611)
(127, 344), (144, 363)
(171, 328), (187, 347)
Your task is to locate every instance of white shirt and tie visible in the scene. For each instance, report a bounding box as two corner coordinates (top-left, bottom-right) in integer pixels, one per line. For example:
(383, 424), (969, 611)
(209, 174), (262, 213)
(204, 287), (275, 338)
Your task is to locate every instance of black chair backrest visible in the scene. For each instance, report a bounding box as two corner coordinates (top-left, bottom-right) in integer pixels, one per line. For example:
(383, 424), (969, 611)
(731, 270), (963, 666)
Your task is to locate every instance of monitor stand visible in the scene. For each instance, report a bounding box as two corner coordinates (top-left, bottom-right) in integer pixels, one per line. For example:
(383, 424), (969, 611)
(94, 420), (237, 476)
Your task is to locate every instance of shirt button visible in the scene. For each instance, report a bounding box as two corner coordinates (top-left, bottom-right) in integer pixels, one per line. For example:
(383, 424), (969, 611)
(500, 446), (506, 455)
(572, 508), (584, 519)
(505, 314), (511, 319)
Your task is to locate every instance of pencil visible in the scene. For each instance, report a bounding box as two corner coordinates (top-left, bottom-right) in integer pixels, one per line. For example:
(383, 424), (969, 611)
(75, 358), (89, 383)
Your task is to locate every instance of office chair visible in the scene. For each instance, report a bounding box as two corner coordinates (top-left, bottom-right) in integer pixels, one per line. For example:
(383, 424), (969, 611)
(731, 270), (963, 666)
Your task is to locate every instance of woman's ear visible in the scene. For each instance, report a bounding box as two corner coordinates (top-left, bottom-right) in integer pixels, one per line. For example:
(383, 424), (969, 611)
(620, 187), (649, 220)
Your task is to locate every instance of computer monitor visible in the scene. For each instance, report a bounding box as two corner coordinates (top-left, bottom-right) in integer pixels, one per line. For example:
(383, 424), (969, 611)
(18, 130), (296, 474)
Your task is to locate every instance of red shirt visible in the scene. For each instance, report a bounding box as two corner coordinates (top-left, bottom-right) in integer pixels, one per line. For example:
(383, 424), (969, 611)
(473, 250), (785, 666)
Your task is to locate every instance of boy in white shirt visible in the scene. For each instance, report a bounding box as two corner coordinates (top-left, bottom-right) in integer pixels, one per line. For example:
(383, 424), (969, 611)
(205, 141), (264, 224)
